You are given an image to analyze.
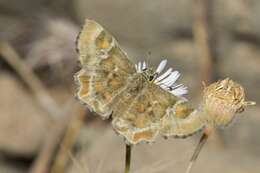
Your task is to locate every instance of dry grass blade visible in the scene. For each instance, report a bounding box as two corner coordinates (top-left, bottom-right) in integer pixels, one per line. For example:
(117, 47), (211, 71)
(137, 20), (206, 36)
(0, 41), (62, 121)
(192, 0), (218, 83)
(69, 151), (90, 173)
(50, 106), (86, 173)
(28, 99), (79, 173)
(0, 41), (78, 173)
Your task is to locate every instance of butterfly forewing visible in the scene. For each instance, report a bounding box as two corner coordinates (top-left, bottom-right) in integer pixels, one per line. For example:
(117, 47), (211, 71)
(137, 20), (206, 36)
(77, 19), (135, 74)
(75, 19), (136, 118)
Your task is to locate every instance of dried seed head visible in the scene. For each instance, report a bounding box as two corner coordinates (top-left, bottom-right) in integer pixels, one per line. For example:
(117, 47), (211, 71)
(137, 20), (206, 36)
(202, 78), (255, 127)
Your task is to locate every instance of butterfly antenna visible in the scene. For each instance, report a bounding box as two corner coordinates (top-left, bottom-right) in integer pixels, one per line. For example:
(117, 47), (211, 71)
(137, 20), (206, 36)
(185, 131), (209, 173)
(145, 51), (152, 67)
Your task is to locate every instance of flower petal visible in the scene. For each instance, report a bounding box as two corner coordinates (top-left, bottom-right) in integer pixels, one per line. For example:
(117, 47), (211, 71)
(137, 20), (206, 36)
(137, 62), (142, 72)
(155, 59), (167, 74)
(142, 61), (147, 70)
(170, 86), (188, 96)
(159, 71), (180, 87)
(155, 68), (173, 83)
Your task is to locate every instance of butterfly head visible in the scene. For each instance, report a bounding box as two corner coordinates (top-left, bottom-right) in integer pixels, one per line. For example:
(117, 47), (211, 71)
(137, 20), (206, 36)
(135, 59), (188, 97)
(142, 68), (158, 82)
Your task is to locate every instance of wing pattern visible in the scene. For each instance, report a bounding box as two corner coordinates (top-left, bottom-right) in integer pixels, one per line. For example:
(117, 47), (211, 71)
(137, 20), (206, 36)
(75, 20), (135, 118)
(75, 19), (206, 144)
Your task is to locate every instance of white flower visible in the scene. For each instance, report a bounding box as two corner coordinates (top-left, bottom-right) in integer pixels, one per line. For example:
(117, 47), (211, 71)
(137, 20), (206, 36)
(135, 59), (188, 97)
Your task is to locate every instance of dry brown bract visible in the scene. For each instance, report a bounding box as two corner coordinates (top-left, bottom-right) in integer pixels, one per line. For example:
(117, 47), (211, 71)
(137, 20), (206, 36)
(202, 78), (255, 127)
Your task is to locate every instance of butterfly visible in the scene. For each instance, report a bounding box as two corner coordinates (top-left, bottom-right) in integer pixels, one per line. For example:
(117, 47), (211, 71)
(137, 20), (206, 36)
(74, 19), (211, 145)
(75, 19), (255, 173)
(74, 19), (255, 145)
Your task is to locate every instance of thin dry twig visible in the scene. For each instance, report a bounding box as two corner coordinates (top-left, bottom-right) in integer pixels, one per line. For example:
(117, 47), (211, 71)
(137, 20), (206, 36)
(185, 132), (209, 173)
(28, 99), (80, 173)
(0, 41), (62, 120)
(192, 0), (218, 84)
(191, 1), (223, 172)
(192, 0), (223, 142)
(0, 41), (85, 173)
(50, 106), (86, 173)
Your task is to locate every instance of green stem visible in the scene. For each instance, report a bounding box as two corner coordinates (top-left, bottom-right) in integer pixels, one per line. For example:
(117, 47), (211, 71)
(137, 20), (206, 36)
(124, 144), (132, 173)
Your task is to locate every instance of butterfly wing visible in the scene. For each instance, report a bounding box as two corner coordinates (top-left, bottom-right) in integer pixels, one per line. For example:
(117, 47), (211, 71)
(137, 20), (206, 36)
(112, 79), (206, 144)
(75, 19), (205, 144)
(159, 103), (206, 138)
(112, 79), (178, 144)
(75, 19), (136, 118)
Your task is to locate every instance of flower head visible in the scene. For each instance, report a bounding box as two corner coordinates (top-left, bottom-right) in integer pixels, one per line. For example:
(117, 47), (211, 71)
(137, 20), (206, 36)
(202, 78), (256, 127)
(135, 59), (188, 97)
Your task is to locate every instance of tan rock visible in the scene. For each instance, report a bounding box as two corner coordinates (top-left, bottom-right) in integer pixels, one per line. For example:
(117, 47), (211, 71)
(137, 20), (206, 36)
(0, 73), (51, 156)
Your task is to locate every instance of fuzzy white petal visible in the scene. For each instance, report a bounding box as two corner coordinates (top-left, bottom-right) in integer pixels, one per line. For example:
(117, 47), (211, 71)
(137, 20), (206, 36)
(155, 68), (173, 83)
(170, 86), (188, 96)
(137, 62), (142, 72)
(155, 59), (167, 74)
(142, 61), (146, 70)
(165, 71), (180, 86)
(159, 71), (180, 86)
(135, 59), (188, 97)
(159, 84), (168, 89)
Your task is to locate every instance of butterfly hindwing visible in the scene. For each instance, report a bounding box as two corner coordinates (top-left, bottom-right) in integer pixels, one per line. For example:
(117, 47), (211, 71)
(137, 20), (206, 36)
(112, 78), (179, 144)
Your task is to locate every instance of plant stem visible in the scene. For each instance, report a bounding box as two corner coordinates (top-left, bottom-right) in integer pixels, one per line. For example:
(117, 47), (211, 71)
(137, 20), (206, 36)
(185, 130), (210, 173)
(124, 144), (132, 173)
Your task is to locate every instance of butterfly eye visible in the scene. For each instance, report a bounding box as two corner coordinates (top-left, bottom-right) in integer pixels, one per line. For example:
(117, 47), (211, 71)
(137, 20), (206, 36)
(149, 75), (154, 81)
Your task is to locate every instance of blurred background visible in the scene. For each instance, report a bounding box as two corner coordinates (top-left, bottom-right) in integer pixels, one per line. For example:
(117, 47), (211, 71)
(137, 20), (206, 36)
(0, 0), (260, 173)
